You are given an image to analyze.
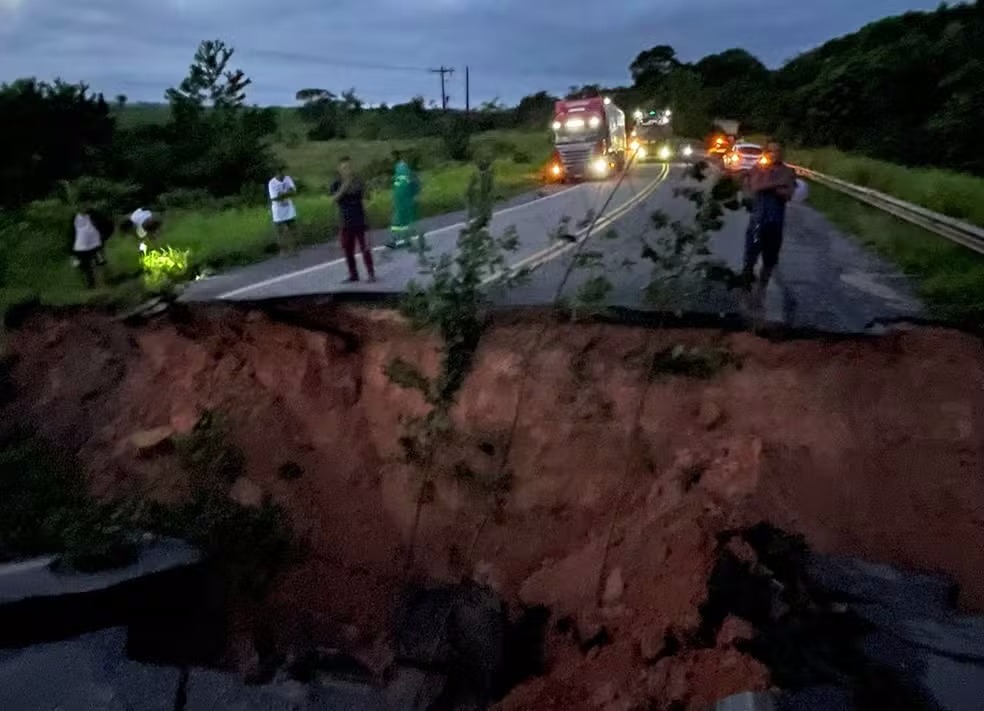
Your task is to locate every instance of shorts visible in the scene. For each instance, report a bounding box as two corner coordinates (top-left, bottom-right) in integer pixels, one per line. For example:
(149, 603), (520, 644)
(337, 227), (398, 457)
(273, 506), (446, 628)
(759, 222), (784, 270)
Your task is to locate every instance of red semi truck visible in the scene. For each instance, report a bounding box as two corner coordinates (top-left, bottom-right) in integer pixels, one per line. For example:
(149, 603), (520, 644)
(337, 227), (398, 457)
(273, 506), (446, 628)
(548, 97), (627, 181)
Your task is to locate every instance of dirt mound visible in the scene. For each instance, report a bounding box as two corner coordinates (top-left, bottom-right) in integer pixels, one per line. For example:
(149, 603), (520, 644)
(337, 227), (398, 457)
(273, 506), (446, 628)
(3, 304), (983, 709)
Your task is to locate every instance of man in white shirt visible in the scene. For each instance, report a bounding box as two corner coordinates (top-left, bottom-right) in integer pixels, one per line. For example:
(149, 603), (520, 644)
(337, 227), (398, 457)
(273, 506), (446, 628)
(268, 167), (298, 253)
(121, 207), (162, 254)
(69, 207), (111, 288)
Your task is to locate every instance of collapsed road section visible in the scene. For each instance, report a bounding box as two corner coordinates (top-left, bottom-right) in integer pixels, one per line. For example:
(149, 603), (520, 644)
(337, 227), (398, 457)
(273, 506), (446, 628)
(1, 302), (983, 709)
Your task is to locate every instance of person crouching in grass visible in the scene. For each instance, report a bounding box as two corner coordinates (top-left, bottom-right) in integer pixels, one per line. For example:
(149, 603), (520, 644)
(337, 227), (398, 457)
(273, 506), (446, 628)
(330, 157), (376, 284)
(120, 207), (163, 254)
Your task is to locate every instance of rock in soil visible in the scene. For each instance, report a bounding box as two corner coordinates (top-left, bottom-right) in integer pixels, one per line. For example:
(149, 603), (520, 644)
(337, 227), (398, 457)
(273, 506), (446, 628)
(230, 477), (265, 508)
(635, 625), (672, 663)
(602, 568), (625, 606)
(127, 426), (174, 457)
(716, 616), (756, 648)
(698, 401), (726, 430)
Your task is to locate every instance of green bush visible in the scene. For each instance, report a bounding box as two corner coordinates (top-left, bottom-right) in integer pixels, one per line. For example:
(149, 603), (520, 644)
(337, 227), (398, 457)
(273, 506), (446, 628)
(159, 188), (213, 211)
(174, 410), (245, 491)
(2, 200), (74, 285)
(149, 409), (299, 596)
(0, 429), (136, 570)
(62, 176), (141, 215)
(140, 246), (191, 292)
(441, 116), (473, 162)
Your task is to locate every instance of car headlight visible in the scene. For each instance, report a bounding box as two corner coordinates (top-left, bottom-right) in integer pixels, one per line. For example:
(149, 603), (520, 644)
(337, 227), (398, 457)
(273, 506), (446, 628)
(591, 157), (609, 176)
(658, 145), (673, 161)
(637, 146), (647, 159)
(682, 145), (693, 157)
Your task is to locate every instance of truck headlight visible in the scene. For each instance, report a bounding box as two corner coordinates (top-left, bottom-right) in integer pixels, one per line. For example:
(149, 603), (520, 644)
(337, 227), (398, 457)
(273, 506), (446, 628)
(592, 157), (609, 176)
(551, 163), (562, 177)
(589, 116), (601, 128)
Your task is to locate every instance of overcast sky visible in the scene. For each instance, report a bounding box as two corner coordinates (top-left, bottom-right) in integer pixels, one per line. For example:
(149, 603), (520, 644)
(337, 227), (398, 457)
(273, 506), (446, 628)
(0, 0), (944, 107)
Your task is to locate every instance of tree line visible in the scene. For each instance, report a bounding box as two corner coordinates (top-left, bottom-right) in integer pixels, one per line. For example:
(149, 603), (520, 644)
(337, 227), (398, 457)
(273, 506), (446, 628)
(1, 0), (982, 221)
(308, 1), (982, 175)
(564, 1), (984, 175)
(0, 40), (278, 215)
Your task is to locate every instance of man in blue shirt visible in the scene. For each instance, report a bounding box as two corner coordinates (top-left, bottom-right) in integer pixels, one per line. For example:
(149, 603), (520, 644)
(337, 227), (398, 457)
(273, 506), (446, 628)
(330, 157), (376, 283)
(744, 141), (797, 304)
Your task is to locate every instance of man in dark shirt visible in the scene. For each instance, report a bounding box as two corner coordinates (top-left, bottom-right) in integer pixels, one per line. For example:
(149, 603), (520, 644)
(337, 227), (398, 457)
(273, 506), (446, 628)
(744, 140), (796, 304)
(330, 157), (376, 283)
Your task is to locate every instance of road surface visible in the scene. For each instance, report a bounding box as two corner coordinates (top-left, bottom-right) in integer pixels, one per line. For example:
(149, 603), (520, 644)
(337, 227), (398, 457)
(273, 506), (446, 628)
(183, 163), (924, 333)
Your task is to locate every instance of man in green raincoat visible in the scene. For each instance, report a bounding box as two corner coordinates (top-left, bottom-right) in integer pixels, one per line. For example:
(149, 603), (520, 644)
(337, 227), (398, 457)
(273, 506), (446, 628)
(387, 150), (419, 249)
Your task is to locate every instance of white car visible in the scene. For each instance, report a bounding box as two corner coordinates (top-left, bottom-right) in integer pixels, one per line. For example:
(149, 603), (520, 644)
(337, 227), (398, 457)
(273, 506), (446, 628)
(722, 143), (766, 173)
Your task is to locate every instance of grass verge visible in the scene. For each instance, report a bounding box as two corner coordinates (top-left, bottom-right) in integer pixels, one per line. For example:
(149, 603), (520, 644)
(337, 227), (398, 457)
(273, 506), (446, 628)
(0, 131), (549, 319)
(789, 147), (984, 229)
(806, 182), (984, 323)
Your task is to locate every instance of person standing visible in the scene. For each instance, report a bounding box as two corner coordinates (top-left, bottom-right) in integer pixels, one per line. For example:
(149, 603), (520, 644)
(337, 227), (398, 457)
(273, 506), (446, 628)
(387, 150), (419, 249)
(68, 207), (111, 288)
(743, 140), (796, 305)
(268, 167), (298, 253)
(330, 157), (376, 283)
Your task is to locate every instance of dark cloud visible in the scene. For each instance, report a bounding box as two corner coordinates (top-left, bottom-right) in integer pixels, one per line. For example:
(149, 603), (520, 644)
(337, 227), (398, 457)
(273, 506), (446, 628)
(0, 0), (943, 106)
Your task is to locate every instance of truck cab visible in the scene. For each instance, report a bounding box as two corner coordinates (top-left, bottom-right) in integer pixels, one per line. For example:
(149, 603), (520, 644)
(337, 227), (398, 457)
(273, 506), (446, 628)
(550, 97), (626, 181)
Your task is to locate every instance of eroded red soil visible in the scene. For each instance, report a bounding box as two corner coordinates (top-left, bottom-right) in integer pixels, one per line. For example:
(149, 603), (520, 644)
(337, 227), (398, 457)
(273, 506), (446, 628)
(5, 305), (983, 709)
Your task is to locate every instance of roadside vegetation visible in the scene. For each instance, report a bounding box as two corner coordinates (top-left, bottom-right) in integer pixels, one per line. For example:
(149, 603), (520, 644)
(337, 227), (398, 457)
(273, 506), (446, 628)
(805, 183), (984, 323)
(4, 2), (984, 319)
(0, 415), (297, 596)
(778, 147), (984, 323)
(0, 40), (552, 321)
(790, 148), (984, 229)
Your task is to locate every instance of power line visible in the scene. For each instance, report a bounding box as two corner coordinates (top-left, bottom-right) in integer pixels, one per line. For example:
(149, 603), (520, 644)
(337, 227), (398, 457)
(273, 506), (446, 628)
(429, 66), (454, 111)
(243, 48), (431, 74)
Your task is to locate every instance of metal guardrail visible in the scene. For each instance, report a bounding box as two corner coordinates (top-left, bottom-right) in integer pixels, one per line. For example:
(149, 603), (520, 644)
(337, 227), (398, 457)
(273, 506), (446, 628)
(790, 164), (984, 257)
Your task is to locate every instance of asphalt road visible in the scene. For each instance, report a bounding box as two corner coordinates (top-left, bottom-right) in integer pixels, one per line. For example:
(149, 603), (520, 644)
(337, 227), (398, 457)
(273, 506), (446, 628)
(183, 163), (924, 333)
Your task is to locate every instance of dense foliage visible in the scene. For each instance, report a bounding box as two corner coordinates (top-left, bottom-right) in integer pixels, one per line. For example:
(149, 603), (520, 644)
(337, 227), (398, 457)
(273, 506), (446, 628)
(4, 3), (984, 218)
(774, 1), (984, 173)
(0, 39), (276, 215)
(603, 2), (984, 174)
(0, 80), (115, 210)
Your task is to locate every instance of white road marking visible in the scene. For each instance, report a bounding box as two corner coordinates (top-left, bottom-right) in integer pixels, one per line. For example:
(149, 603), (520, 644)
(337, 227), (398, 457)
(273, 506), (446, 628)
(840, 271), (917, 306)
(495, 163), (670, 280)
(217, 183), (587, 299)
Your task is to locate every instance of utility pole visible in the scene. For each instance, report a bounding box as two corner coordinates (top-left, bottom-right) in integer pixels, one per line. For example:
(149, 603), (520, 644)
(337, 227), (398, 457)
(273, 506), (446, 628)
(430, 66), (454, 111)
(465, 66), (470, 115)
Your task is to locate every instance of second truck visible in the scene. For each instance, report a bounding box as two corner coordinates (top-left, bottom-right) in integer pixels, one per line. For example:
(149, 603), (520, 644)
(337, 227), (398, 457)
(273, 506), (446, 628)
(548, 97), (627, 182)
